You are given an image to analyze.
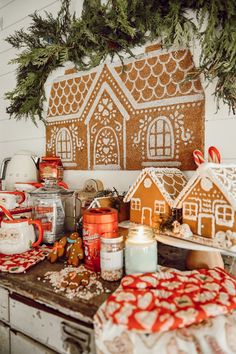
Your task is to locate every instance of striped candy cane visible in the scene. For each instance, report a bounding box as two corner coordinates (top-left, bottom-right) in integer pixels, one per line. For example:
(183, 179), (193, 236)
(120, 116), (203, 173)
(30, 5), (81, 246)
(208, 146), (221, 164)
(0, 205), (14, 220)
(193, 149), (205, 167)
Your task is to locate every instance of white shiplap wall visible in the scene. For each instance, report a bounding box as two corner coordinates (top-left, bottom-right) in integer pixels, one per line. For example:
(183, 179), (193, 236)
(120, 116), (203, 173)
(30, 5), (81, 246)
(0, 0), (236, 191)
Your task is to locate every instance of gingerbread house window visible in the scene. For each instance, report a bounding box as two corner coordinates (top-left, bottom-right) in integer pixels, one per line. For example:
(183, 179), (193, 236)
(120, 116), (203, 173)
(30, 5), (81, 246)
(183, 202), (198, 220)
(147, 117), (174, 159)
(56, 128), (72, 162)
(154, 200), (165, 214)
(131, 198), (141, 211)
(215, 205), (234, 227)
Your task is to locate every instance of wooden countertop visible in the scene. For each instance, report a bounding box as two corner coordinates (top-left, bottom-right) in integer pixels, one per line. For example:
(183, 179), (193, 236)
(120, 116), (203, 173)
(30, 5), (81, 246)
(0, 244), (187, 323)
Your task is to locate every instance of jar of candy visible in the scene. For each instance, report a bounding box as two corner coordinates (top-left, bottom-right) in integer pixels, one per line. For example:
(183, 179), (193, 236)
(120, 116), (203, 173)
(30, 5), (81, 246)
(83, 208), (118, 272)
(29, 178), (74, 243)
(101, 236), (123, 281)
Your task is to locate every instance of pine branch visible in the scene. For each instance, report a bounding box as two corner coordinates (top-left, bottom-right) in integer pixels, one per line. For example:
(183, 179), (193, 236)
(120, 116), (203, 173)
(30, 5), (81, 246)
(4, 0), (236, 122)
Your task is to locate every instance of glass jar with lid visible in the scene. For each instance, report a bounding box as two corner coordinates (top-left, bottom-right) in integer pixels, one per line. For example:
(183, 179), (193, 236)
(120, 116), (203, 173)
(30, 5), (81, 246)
(29, 178), (74, 243)
(101, 236), (123, 281)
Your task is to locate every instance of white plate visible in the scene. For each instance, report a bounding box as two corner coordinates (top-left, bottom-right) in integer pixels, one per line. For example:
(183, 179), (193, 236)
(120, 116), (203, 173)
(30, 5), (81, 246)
(156, 233), (225, 252)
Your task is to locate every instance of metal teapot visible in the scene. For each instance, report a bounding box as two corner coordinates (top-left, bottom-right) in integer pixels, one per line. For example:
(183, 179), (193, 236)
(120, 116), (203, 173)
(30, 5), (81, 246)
(0, 150), (39, 191)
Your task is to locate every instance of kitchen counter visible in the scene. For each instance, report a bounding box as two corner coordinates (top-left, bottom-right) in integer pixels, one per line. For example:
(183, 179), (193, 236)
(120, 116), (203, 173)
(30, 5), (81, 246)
(0, 243), (234, 353)
(0, 243), (187, 322)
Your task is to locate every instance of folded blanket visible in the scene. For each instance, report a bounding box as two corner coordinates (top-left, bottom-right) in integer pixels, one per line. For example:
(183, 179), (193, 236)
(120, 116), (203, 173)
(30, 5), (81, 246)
(104, 267), (236, 333)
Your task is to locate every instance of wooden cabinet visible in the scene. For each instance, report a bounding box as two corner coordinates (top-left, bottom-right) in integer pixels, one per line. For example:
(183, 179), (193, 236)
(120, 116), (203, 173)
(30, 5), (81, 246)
(0, 321), (10, 354)
(11, 331), (56, 354)
(0, 287), (9, 322)
(0, 287), (95, 354)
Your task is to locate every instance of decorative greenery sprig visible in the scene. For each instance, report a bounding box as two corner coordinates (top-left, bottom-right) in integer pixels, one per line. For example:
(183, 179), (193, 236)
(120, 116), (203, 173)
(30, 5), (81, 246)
(5, 0), (236, 123)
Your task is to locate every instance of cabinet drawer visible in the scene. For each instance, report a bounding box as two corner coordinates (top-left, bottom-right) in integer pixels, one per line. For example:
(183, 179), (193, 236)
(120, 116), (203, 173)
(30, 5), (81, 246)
(9, 296), (95, 353)
(11, 331), (56, 354)
(0, 288), (9, 322)
(0, 321), (10, 354)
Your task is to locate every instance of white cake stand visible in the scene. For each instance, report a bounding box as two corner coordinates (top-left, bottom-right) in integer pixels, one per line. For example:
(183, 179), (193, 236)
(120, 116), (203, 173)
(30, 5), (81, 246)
(156, 233), (224, 269)
(119, 220), (227, 269)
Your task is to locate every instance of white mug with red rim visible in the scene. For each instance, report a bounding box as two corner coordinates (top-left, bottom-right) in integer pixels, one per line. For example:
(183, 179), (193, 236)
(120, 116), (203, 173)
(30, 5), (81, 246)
(0, 191), (25, 210)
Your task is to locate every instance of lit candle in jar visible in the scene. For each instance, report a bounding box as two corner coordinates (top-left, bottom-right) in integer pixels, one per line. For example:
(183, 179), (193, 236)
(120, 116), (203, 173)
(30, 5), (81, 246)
(125, 226), (157, 274)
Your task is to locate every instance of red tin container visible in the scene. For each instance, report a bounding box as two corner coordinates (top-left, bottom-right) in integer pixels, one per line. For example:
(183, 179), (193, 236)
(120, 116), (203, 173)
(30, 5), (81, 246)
(83, 208), (118, 272)
(39, 156), (63, 182)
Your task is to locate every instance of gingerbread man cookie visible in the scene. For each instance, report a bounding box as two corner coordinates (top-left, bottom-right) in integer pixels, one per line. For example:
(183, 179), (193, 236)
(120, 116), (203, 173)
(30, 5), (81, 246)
(61, 271), (90, 290)
(66, 232), (84, 267)
(66, 232), (79, 258)
(48, 236), (67, 263)
(67, 238), (84, 267)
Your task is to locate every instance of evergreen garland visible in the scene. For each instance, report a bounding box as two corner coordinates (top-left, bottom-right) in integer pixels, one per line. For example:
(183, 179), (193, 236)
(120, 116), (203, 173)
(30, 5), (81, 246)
(5, 0), (236, 122)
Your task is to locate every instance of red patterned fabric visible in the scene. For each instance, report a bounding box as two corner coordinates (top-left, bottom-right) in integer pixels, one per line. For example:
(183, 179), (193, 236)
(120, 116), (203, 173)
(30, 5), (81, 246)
(105, 268), (236, 333)
(0, 246), (51, 273)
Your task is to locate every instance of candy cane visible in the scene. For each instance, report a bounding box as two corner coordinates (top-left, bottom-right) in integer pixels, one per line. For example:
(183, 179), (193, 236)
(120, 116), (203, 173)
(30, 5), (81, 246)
(0, 205), (14, 220)
(193, 149), (205, 167)
(208, 146), (221, 164)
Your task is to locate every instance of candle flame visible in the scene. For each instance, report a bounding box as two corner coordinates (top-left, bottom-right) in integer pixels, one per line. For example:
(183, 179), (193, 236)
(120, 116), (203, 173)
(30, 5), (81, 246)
(128, 226), (153, 244)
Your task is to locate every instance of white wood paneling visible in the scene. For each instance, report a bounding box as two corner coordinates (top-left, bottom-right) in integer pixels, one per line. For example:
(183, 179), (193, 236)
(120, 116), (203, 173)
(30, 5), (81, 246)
(0, 0), (59, 31)
(0, 98), (10, 118)
(0, 47), (19, 76)
(0, 138), (45, 164)
(64, 169), (141, 191)
(0, 118), (45, 141)
(205, 118), (236, 162)
(0, 0), (235, 192)
(0, 71), (16, 98)
(0, 287), (9, 322)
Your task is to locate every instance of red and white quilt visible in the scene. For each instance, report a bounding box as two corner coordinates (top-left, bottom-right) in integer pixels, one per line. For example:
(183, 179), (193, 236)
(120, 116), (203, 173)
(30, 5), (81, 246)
(0, 246), (51, 273)
(94, 267), (236, 354)
(105, 267), (236, 333)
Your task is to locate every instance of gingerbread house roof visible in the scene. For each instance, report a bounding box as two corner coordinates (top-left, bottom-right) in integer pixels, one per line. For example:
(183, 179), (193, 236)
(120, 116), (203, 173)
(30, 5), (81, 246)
(124, 167), (188, 207)
(175, 163), (236, 209)
(112, 49), (203, 104)
(47, 47), (204, 120)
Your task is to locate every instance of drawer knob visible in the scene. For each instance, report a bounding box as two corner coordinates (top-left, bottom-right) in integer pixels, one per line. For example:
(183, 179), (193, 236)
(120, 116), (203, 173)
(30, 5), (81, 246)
(64, 338), (84, 354)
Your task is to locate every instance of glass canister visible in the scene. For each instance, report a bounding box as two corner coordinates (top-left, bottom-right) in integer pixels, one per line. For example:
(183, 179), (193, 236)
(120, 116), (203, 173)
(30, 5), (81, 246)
(29, 178), (74, 243)
(101, 236), (123, 281)
(83, 208), (118, 272)
(125, 226), (157, 275)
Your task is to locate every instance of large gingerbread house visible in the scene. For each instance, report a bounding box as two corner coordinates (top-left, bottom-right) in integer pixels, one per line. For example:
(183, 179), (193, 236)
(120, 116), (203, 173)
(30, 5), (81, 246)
(175, 163), (236, 238)
(46, 44), (205, 170)
(124, 167), (187, 226)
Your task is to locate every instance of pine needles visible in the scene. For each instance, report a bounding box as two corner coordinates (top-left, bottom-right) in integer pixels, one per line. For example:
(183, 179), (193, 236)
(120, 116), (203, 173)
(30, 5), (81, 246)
(5, 0), (236, 122)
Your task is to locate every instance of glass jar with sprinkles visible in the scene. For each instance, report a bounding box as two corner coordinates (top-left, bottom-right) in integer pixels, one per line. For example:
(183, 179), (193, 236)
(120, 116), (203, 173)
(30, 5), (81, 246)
(100, 236), (123, 281)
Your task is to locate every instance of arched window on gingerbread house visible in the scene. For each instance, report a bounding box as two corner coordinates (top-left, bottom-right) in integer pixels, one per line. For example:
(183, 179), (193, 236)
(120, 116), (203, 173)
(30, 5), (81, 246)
(147, 116), (174, 159)
(56, 128), (72, 162)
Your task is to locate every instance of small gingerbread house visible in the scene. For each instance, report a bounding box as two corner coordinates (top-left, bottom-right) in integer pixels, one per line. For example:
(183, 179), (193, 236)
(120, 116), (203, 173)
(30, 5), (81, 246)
(175, 163), (236, 238)
(124, 167), (187, 226)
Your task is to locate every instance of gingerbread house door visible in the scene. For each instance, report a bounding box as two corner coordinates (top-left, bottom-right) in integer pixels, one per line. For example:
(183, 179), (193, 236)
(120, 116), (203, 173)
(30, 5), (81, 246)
(198, 214), (215, 238)
(93, 127), (120, 169)
(141, 207), (152, 226)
